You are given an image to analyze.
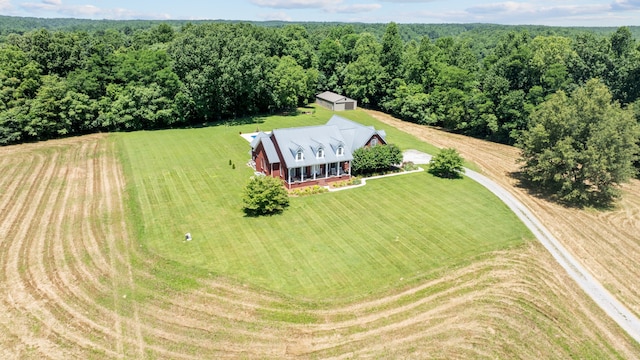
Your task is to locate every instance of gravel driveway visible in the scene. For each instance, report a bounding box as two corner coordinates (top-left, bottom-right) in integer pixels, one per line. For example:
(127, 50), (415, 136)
(404, 150), (640, 343)
(403, 149), (432, 164)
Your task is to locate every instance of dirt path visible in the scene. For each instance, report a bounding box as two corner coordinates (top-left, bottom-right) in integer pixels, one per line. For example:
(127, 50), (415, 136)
(466, 166), (640, 343)
(402, 146), (640, 342)
(367, 109), (640, 317)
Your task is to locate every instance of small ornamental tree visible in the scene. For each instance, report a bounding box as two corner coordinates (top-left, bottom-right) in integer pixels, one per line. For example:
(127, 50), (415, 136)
(428, 148), (465, 179)
(242, 176), (290, 216)
(352, 143), (402, 176)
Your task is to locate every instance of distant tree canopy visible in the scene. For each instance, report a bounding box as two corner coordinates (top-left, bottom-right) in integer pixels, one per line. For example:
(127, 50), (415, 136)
(0, 19), (639, 200)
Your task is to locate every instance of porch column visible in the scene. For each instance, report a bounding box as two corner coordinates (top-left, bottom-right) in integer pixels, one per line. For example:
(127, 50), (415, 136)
(325, 164), (328, 178)
(348, 161), (351, 177)
(288, 168), (291, 184)
(301, 167), (304, 182)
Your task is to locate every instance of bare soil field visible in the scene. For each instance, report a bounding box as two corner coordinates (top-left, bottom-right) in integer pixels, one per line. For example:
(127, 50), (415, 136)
(367, 109), (640, 318)
(1, 132), (639, 358)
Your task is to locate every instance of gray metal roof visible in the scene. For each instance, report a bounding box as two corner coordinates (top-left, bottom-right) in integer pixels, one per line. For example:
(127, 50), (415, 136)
(271, 124), (353, 168)
(326, 115), (387, 149)
(252, 132), (280, 163)
(251, 116), (386, 169)
(316, 91), (355, 104)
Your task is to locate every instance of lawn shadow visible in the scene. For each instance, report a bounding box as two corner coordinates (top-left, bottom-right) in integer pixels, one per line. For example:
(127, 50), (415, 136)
(207, 107), (316, 129)
(198, 114), (266, 128)
(509, 170), (617, 211)
(427, 168), (465, 180)
(242, 209), (286, 218)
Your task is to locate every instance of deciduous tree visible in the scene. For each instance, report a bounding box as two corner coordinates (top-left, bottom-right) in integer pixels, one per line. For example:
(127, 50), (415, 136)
(518, 79), (639, 205)
(242, 176), (290, 216)
(428, 148), (464, 179)
(352, 144), (402, 175)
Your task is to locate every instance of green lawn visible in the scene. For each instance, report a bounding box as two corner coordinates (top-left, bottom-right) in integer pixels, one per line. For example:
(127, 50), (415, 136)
(118, 107), (531, 302)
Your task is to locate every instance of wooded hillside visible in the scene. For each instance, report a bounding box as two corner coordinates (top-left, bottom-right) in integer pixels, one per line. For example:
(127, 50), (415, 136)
(1, 18), (638, 158)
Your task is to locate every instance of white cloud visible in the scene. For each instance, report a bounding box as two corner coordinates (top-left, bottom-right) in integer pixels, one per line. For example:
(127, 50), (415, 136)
(611, 0), (640, 10)
(379, 0), (437, 2)
(0, 0), (14, 11)
(19, 0), (171, 19)
(259, 11), (293, 20)
(404, 1), (624, 25)
(330, 3), (382, 13)
(250, 0), (342, 9)
(466, 2), (609, 18)
(251, 0), (381, 14)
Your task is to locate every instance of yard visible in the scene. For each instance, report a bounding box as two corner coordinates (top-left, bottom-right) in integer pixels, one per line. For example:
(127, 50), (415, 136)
(2, 107), (638, 358)
(118, 106), (530, 301)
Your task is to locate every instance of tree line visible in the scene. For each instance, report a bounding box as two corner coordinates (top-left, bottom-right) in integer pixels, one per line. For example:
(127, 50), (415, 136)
(1, 19), (638, 204)
(1, 21), (638, 143)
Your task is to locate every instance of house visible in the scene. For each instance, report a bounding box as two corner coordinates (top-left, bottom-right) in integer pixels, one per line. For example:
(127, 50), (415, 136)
(251, 115), (386, 189)
(315, 91), (358, 111)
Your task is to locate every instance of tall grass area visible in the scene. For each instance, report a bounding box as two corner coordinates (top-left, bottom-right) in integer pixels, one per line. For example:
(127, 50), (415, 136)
(118, 106), (532, 302)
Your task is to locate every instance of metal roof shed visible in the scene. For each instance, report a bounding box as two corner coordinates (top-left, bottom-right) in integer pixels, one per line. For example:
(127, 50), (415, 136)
(316, 91), (358, 111)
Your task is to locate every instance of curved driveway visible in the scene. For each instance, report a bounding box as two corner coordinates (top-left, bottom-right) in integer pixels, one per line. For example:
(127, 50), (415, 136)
(403, 150), (640, 344)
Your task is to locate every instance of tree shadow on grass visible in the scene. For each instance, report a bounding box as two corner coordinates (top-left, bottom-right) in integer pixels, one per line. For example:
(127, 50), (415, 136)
(186, 114), (266, 129)
(242, 209), (286, 218)
(509, 170), (617, 211)
(200, 107), (315, 129)
(427, 168), (465, 180)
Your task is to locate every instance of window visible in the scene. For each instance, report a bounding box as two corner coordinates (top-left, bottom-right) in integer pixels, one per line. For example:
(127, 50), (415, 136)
(317, 148), (324, 159)
(370, 138), (378, 146)
(336, 146), (344, 156)
(296, 150), (304, 161)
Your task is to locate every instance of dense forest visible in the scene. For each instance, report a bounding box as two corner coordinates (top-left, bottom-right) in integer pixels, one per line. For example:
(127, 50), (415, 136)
(0, 17), (638, 148)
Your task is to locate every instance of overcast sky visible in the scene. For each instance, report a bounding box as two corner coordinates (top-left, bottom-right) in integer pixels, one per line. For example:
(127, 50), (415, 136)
(0, 0), (639, 26)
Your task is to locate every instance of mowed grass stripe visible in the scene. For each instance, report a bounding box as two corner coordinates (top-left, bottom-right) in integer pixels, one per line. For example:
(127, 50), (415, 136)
(297, 195), (380, 294)
(296, 197), (357, 293)
(285, 198), (343, 293)
(119, 108), (532, 301)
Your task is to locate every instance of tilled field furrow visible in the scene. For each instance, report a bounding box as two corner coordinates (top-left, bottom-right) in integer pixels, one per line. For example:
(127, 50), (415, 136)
(101, 136), (146, 358)
(48, 150), (129, 351)
(0, 153), (43, 243)
(4, 151), (115, 357)
(24, 150), (122, 356)
(366, 109), (640, 320)
(2, 130), (640, 359)
(80, 142), (114, 277)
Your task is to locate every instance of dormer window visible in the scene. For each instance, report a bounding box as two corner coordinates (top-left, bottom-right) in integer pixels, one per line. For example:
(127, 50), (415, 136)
(296, 150), (304, 161)
(316, 148), (325, 159)
(336, 146), (344, 156)
(370, 138), (378, 146)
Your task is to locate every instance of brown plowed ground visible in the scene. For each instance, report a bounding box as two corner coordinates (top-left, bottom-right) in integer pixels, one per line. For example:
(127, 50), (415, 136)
(366, 109), (640, 317)
(1, 131), (639, 359)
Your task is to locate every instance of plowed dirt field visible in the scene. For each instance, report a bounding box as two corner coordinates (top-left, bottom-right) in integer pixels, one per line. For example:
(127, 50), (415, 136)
(1, 130), (638, 359)
(366, 109), (640, 318)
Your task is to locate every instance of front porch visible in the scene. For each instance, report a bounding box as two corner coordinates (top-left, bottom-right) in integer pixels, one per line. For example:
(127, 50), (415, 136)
(286, 162), (351, 189)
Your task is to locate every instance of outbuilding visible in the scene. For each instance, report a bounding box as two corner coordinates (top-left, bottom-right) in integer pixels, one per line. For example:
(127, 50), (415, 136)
(315, 91), (357, 111)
